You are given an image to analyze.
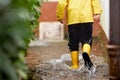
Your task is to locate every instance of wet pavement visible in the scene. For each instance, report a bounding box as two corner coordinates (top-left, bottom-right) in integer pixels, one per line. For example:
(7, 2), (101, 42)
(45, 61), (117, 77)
(26, 38), (109, 80)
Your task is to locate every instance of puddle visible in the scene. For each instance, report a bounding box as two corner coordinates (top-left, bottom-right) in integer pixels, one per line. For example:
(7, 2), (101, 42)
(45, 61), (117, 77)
(28, 54), (109, 80)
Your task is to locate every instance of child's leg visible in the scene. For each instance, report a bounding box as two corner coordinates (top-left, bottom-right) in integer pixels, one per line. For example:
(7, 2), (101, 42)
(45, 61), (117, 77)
(80, 23), (94, 71)
(68, 24), (80, 69)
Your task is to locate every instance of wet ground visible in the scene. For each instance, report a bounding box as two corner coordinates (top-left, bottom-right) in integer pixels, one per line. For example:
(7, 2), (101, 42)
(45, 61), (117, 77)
(26, 34), (109, 80)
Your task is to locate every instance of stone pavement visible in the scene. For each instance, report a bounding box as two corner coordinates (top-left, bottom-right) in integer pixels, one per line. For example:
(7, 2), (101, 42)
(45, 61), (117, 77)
(26, 39), (109, 80)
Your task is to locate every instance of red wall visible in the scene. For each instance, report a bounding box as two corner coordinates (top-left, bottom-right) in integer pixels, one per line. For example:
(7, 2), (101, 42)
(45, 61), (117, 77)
(39, 2), (58, 22)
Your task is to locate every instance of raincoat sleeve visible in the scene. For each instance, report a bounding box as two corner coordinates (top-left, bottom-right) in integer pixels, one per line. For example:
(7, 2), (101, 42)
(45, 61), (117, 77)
(92, 0), (102, 14)
(56, 0), (67, 20)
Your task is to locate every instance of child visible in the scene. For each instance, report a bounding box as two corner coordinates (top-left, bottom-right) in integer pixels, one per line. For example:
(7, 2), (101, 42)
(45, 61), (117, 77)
(56, 0), (102, 72)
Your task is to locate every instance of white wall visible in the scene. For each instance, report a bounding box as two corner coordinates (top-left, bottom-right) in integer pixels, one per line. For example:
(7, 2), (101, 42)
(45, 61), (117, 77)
(100, 0), (110, 40)
(39, 22), (64, 41)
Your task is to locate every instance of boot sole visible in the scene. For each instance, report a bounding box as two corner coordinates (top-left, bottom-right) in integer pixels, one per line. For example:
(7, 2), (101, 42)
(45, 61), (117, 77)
(82, 52), (93, 70)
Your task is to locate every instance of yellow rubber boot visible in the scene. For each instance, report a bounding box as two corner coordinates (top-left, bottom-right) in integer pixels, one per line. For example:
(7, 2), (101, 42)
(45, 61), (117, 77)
(82, 43), (91, 55)
(70, 51), (79, 70)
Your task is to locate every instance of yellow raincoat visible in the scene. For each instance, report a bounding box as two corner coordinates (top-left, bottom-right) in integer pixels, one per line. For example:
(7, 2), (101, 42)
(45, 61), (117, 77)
(56, 0), (102, 25)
